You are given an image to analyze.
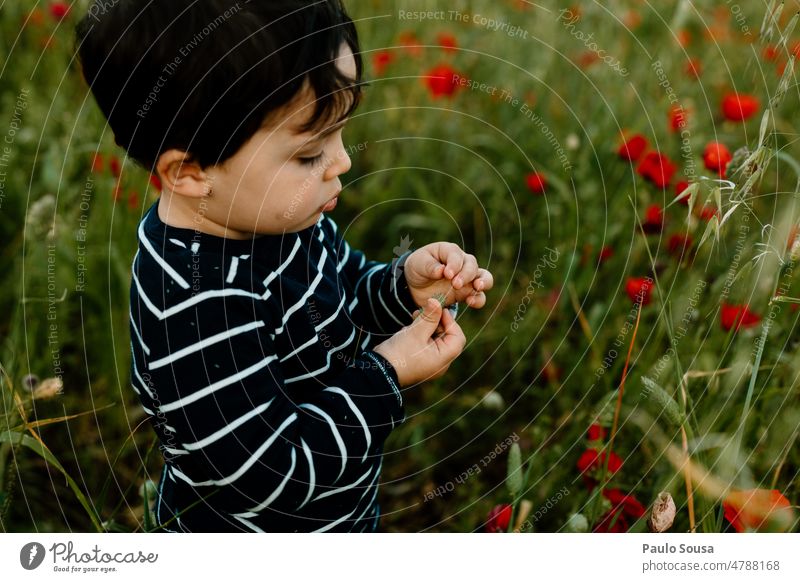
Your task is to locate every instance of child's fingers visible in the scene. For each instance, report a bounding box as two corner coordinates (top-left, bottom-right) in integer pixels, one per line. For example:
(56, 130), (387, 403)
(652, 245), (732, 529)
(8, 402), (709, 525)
(436, 303), (466, 352)
(465, 291), (486, 308)
(473, 268), (494, 292)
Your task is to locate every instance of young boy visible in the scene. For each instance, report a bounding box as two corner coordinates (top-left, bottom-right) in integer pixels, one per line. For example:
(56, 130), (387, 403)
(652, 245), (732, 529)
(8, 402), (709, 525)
(75, 0), (493, 532)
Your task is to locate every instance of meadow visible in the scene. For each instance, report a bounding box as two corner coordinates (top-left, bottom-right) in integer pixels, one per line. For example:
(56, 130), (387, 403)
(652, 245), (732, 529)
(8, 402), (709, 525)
(1, 0), (799, 533)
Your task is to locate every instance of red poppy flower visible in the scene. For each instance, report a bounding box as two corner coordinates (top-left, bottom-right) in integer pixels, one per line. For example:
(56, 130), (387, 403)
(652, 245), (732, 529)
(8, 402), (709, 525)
(667, 233), (693, 257)
(578, 51), (600, 69)
(625, 277), (654, 305)
(26, 8), (45, 27)
(372, 51), (394, 76)
(618, 134), (648, 162)
(675, 180), (690, 205)
(696, 205), (719, 221)
(525, 172), (547, 195)
(485, 504), (512, 533)
(109, 155), (122, 178)
(642, 204), (664, 234)
(669, 105), (688, 133)
(598, 245), (614, 265)
(91, 153), (104, 174)
(703, 141), (732, 177)
(577, 448), (623, 476)
(436, 32), (457, 53)
(685, 58), (702, 79)
(723, 489), (793, 532)
(637, 152), (676, 188)
(720, 302), (761, 331)
(398, 31), (423, 56)
(149, 173), (163, 191)
(677, 30), (691, 47)
(722, 93), (760, 122)
(423, 64), (460, 98)
(49, 2), (70, 21)
(763, 45), (779, 61)
(594, 488), (646, 532)
(587, 424), (606, 442)
(127, 190), (140, 211)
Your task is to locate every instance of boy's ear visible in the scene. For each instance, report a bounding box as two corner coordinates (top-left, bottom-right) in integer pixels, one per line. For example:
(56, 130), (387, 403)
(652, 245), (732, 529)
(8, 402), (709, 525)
(156, 149), (213, 198)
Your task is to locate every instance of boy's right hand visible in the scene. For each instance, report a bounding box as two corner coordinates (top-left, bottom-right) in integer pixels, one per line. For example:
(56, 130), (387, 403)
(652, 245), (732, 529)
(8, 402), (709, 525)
(373, 298), (466, 387)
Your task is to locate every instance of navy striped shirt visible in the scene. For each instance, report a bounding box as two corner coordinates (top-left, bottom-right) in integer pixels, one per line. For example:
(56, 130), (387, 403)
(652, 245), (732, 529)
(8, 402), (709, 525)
(129, 200), (420, 532)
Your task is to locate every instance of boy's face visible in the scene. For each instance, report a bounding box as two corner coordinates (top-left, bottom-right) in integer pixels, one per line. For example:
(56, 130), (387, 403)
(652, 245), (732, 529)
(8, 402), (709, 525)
(200, 43), (356, 237)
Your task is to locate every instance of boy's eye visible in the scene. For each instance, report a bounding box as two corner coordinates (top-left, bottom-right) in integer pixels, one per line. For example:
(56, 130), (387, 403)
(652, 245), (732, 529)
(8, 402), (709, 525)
(298, 151), (325, 167)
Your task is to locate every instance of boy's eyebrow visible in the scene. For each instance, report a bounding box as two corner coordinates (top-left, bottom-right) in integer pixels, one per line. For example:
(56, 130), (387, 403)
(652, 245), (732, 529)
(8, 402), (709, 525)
(294, 118), (349, 146)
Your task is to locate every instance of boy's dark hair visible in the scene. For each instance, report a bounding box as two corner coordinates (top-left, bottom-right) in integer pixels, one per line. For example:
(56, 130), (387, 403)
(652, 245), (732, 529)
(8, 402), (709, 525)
(74, 0), (363, 172)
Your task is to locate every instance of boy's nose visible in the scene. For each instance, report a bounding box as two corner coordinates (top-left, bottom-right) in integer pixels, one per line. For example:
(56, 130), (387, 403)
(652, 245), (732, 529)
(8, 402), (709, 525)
(324, 138), (352, 179)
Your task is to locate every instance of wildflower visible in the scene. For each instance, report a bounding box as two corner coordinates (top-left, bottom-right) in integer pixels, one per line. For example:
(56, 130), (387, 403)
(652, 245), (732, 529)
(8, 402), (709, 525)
(49, 2), (70, 21)
(669, 105), (688, 133)
(648, 492), (676, 533)
(722, 93), (759, 122)
(436, 32), (457, 52)
(637, 152), (676, 188)
(594, 488), (646, 533)
(91, 153), (104, 173)
(703, 141), (732, 177)
(617, 134), (648, 162)
(398, 31), (423, 56)
(525, 172), (547, 195)
(597, 246), (614, 265)
(685, 58), (702, 79)
(109, 155), (122, 178)
(625, 277), (654, 305)
(32, 377), (64, 400)
(577, 448), (623, 487)
(720, 302), (761, 331)
(485, 504), (512, 533)
(149, 173), (162, 191)
(127, 190), (140, 211)
(372, 51), (394, 76)
(667, 233), (693, 258)
(21, 374), (40, 392)
(642, 204), (664, 234)
(587, 424), (606, 442)
(723, 489), (794, 532)
(565, 513), (589, 532)
(696, 205), (719, 222)
(423, 64), (460, 98)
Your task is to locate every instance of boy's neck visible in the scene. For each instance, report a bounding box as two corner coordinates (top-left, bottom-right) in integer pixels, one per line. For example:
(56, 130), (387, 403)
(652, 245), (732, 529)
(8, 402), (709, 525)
(157, 195), (264, 241)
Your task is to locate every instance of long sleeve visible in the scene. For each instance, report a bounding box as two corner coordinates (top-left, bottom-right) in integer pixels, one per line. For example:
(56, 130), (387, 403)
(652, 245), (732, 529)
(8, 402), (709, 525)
(324, 216), (419, 336)
(133, 292), (406, 522)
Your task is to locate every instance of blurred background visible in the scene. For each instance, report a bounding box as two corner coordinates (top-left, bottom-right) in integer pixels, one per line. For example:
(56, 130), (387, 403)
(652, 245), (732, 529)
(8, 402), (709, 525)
(1, 0), (799, 533)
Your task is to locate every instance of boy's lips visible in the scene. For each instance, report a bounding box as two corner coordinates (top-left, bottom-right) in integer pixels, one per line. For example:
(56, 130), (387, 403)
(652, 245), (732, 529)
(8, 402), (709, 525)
(320, 195), (339, 212)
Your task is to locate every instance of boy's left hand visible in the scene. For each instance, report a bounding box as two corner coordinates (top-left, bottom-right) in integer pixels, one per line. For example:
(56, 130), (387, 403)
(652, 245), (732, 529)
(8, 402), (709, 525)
(403, 243), (494, 309)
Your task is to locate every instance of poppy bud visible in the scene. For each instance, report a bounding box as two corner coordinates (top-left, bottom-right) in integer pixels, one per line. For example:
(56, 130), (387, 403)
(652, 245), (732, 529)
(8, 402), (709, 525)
(648, 491), (676, 532)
